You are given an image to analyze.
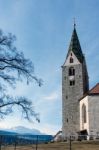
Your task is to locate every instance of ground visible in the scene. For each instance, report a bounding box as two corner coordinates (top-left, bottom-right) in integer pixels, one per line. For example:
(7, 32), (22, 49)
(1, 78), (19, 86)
(1, 140), (99, 150)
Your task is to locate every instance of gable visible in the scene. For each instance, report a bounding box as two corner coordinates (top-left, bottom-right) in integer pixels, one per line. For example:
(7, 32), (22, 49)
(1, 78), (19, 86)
(63, 51), (80, 66)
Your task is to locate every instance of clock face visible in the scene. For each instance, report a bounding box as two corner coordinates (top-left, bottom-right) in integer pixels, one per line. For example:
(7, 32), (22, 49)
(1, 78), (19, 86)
(69, 76), (75, 81)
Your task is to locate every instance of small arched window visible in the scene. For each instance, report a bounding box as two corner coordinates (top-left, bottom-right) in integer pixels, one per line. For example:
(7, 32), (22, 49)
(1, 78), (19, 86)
(69, 67), (75, 76)
(70, 57), (73, 63)
(82, 104), (87, 123)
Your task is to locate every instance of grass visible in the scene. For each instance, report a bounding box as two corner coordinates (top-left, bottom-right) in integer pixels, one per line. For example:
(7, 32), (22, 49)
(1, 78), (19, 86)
(1, 140), (99, 150)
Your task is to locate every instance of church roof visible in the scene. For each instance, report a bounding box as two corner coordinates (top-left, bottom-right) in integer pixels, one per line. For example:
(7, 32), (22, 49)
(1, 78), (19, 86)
(79, 83), (99, 101)
(67, 26), (84, 63)
(89, 83), (99, 94)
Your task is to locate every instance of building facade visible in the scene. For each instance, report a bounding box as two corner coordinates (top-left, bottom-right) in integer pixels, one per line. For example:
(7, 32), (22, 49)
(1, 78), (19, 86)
(80, 83), (99, 140)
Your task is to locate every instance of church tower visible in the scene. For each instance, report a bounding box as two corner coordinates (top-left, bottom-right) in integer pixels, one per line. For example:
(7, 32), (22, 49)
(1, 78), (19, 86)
(62, 24), (89, 138)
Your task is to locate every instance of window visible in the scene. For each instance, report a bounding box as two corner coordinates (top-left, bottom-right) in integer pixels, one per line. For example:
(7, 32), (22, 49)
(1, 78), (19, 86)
(69, 67), (75, 76)
(70, 80), (75, 86)
(82, 104), (87, 123)
(70, 57), (73, 63)
(64, 76), (66, 80)
(66, 95), (68, 99)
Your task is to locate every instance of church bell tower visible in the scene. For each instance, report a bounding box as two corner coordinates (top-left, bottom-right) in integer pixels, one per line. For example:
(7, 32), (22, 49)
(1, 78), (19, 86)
(62, 24), (89, 138)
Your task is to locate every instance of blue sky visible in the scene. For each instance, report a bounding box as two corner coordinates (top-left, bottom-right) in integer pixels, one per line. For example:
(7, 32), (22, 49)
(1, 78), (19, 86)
(0, 0), (99, 134)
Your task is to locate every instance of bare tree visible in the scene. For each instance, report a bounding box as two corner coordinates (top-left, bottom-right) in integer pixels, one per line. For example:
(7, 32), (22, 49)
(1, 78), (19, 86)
(0, 29), (42, 122)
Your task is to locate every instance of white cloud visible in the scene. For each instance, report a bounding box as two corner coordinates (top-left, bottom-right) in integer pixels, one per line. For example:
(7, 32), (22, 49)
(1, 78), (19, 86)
(32, 123), (61, 135)
(41, 124), (61, 135)
(43, 91), (60, 101)
(0, 122), (8, 129)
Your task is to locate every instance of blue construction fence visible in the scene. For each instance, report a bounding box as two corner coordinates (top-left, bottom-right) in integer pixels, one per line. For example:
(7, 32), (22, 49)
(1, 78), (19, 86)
(0, 134), (53, 146)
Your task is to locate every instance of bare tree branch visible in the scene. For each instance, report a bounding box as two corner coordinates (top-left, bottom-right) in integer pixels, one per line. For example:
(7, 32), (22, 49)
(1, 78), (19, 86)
(0, 96), (40, 122)
(0, 29), (42, 122)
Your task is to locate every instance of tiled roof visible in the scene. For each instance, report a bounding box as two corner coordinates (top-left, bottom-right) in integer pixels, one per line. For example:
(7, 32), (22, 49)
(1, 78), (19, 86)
(67, 27), (84, 63)
(89, 83), (99, 94)
(79, 83), (99, 101)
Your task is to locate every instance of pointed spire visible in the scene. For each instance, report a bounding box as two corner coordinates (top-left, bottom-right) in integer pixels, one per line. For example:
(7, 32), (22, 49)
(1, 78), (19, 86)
(67, 23), (84, 63)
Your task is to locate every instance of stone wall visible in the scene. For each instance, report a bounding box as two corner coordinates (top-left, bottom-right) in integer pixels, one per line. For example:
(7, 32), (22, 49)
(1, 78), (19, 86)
(88, 95), (99, 138)
(62, 62), (84, 137)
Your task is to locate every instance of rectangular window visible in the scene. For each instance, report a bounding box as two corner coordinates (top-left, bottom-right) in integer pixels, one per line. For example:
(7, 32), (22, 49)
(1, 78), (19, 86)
(70, 57), (73, 63)
(64, 76), (66, 80)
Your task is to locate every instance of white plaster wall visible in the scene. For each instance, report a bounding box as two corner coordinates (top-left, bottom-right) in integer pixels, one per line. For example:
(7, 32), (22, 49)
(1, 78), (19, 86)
(88, 95), (99, 137)
(80, 96), (89, 134)
(63, 51), (80, 66)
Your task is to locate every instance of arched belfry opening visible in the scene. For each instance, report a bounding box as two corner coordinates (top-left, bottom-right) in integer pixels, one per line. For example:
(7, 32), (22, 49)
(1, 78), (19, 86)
(69, 67), (75, 76)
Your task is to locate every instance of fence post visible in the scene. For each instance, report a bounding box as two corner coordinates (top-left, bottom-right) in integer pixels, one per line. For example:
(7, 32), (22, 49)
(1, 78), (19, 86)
(69, 136), (72, 150)
(14, 136), (17, 150)
(0, 135), (2, 150)
(36, 135), (38, 150)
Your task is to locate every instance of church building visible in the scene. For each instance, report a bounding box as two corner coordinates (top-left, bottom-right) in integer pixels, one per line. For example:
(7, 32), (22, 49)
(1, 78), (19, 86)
(62, 24), (99, 140)
(79, 83), (99, 140)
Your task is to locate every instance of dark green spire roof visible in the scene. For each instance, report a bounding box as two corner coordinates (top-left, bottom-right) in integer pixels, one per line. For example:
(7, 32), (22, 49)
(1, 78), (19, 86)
(67, 26), (84, 63)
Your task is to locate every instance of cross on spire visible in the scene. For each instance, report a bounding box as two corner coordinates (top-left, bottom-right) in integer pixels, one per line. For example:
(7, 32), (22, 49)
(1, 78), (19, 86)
(67, 20), (84, 63)
(73, 18), (76, 28)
